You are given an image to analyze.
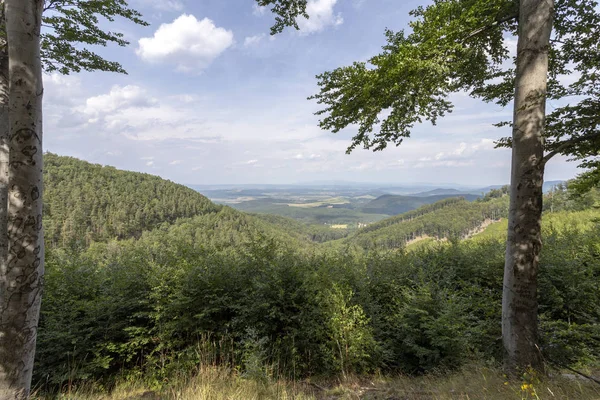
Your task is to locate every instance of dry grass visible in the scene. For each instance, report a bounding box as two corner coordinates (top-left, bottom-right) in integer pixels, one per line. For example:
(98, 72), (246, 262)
(33, 364), (600, 400)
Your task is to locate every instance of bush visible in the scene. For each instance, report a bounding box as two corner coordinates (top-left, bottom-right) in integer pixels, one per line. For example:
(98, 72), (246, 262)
(35, 219), (600, 391)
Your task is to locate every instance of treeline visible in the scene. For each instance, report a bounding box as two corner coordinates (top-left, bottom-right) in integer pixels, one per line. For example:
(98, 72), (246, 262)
(357, 197), (467, 234)
(254, 214), (350, 243)
(33, 155), (600, 394)
(545, 182), (600, 212)
(360, 193), (479, 215)
(36, 211), (600, 391)
(346, 197), (509, 250)
(43, 153), (221, 247)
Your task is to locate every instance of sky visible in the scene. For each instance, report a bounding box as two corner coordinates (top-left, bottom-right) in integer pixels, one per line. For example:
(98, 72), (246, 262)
(43, 0), (581, 186)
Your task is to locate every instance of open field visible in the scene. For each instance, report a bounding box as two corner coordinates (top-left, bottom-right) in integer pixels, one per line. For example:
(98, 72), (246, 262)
(287, 197), (351, 208)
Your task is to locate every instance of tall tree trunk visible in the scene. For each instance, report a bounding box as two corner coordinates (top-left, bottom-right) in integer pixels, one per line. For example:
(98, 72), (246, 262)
(502, 0), (554, 375)
(0, 2), (10, 389)
(0, 0), (8, 294)
(0, 0), (44, 398)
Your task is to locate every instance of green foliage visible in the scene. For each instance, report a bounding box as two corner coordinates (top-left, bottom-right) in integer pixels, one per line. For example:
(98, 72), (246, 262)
(360, 193), (480, 216)
(39, 0), (313, 75)
(309, 0), (600, 177)
(309, 0), (516, 152)
(41, 0), (148, 74)
(33, 156), (600, 393)
(35, 215), (600, 391)
(235, 198), (389, 226)
(256, 0), (308, 34)
(346, 196), (508, 250)
(544, 181), (600, 212)
(253, 214), (351, 243)
(319, 284), (377, 376)
(478, 185), (509, 202)
(538, 225), (600, 366)
(43, 153), (222, 247)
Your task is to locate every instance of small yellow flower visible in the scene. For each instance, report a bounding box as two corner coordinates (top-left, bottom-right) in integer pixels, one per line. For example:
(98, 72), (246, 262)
(521, 383), (532, 391)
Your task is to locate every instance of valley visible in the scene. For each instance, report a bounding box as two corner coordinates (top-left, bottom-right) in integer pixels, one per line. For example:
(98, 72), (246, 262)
(32, 154), (600, 400)
(192, 181), (563, 230)
(2, 0), (598, 397)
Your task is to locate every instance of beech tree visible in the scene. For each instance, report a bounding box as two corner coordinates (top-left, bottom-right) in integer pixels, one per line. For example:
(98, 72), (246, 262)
(309, 0), (600, 374)
(0, 0), (146, 397)
(0, 0), (311, 396)
(0, 2), (44, 398)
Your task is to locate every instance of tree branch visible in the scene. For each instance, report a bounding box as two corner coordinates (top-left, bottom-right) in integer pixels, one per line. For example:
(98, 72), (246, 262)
(463, 13), (519, 41)
(542, 131), (600, 165)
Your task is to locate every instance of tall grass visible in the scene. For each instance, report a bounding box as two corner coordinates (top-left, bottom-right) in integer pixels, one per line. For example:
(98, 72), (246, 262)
(33, 364), (600, 400)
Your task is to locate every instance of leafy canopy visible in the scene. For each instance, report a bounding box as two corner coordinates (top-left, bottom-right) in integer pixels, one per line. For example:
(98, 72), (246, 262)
(39, 0), (312, 74)
(42, 0), (148, 74)
(257, 0), (309, 34)
(309, 0), (600, 188)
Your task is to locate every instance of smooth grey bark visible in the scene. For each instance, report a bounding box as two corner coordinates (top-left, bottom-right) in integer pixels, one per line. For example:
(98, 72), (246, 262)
(502, 0), (554, 374)
(0, 0), (8, 294)
(0, 0), (44, 398)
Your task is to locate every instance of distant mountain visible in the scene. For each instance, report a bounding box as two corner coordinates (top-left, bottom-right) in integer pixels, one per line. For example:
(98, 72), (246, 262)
(474, 185), (506, 193)
(360, 193), (480, 216)
(474, 181), (565, 195)
(412, 188), (474, 197)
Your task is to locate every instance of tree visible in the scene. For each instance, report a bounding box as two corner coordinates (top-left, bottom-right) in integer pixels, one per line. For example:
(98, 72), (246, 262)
(501, 0), (552, 373)
(0, 1), (44, 398)
(0, 0), (147, 397)
(41, 0), (147, 74)
(0, 0), (148, 262)
(0, 1), (8, 315)
(0, 0), (310, 395)
(309, 0), (600, 374)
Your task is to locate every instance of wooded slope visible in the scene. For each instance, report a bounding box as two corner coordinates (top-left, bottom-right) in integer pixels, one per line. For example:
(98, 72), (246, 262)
(44, 153), (222, 247)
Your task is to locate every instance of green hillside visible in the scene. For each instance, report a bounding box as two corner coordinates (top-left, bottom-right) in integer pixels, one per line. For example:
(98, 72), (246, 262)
(253, 213), (350, 243)
(43, 153), (222, 247)
(43, 154), (342, 250)
(29, 155), (600, 396)
(233, 198), (389, 226)
(360, 193), (481, 215)
(346, 196), (509, 250)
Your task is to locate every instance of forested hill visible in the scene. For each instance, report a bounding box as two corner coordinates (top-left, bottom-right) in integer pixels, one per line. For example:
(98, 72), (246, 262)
(360, 193), (480, 215)
(43, 153), (222, 247)
(345, 196), (509, 250)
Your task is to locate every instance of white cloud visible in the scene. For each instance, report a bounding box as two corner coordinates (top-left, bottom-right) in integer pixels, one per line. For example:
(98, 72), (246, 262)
(244, 34), (266, 47)
(146, 161), (154, 166)
(253, 4), (267, 16)
(80, 85), (157, 122)
(137, 14), (234, 72)
(50, 80), (525, 186)
(298, 0), (343, 34)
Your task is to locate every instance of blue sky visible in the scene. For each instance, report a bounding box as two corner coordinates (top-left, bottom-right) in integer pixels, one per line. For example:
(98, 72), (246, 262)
(43, 0), (580, 186)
